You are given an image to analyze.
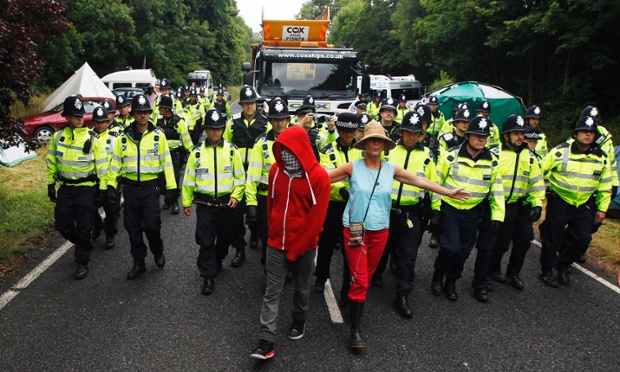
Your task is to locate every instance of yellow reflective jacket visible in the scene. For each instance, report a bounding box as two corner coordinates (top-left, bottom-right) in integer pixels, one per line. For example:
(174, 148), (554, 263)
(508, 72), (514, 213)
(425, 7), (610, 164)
(385, 142), (437, 206)
(319, 140), (364, 202)
(499, 144), (545, 208)
(245, 131), (278, 206)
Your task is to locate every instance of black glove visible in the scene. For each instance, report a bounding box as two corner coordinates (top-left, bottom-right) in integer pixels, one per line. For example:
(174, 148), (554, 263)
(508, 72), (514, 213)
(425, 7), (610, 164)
(490, 220), (502, 234)
(47, 184), (57, 203)
(165, 188), (179, 202)
(105, 186), (117, 209)
(246, 205), (257, 229)
(428, 211), (441, 232)
(96, 189), (105, 208)
(612, 186), (618, 198)
(339, 187), (350, 201)
(528, 206), (542, 222)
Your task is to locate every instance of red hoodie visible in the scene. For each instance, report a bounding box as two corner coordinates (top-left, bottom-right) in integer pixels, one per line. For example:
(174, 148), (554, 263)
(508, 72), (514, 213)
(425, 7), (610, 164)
(267, 126), (331, 261)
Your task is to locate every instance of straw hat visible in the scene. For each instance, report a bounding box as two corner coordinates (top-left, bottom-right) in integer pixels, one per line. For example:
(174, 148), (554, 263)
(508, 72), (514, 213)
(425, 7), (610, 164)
(353, 121), (396, 150)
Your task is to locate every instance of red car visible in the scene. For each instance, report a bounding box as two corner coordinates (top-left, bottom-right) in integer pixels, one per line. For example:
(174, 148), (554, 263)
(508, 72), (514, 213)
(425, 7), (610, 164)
(20, 97), (118, 141)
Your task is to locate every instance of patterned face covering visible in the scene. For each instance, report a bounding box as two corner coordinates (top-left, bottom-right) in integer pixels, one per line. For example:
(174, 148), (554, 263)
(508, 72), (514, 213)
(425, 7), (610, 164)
(281, 147), (302, 176)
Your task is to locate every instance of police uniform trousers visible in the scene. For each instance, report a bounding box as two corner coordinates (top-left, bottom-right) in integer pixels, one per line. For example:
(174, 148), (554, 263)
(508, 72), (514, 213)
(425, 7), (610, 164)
(471, 215), (499, 290)
(195, 202), (235, 278)
(315, 201), (347, 283)
(55, 185), (97, 263)
(93, 195), (119, 238)
(384, 206), (422, 296)
(540, 195), (593, 271)
(433, 202), (480, 282)
(122, 180), (164, 260)
(231, 195), (248, 249)
(490, 202), (533, 277)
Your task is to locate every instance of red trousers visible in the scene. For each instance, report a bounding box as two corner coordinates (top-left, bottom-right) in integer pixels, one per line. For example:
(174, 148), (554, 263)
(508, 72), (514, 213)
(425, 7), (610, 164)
(344, 227), (389, 302)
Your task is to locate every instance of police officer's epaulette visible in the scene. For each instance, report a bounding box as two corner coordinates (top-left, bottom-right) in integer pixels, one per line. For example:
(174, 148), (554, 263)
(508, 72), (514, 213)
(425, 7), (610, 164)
(555, 142), (569, 149)
(442, 133), (454, 141)
(320, 143), (333, 154)
(194, 142), (203, 152)
(447, 145), (460, 153)
(88, 130), (101, 139)
(232, 112), (242, 120)
(109, 131), (120, 137)
(592, 146), (606, 158)
(255, 134), (267, 144)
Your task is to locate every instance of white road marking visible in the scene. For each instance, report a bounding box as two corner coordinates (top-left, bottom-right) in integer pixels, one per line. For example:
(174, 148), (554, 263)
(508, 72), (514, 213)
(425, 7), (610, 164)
(314, 251), (344, 324)
(0, 290), (19, 310)
(532, 239), (620, 293)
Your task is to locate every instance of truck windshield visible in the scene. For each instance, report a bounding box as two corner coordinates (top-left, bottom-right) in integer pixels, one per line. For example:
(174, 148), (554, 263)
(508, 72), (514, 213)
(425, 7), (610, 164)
(259, 61), (355, 99)
(391, 88), (422, 101)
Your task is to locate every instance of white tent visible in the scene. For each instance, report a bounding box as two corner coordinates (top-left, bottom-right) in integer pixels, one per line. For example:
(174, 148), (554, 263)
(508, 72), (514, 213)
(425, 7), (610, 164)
(0, 136), (37, 167)
(42, 62), (115, 112)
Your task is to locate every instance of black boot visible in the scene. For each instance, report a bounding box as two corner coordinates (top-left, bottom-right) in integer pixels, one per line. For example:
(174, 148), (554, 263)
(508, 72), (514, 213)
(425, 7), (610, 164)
(444, 280), (458, 301)
(250, 233), (259, 249)
(349, 301), (366, 349)
(171, 202), (180, 215)
(557, 266), (570, 285)
(231, 247), (246, 268)
(104, 234), (115, 249)
(431, 271), (444, 296)
(127, 260), (146, 280)
(74, 262), (89, 280)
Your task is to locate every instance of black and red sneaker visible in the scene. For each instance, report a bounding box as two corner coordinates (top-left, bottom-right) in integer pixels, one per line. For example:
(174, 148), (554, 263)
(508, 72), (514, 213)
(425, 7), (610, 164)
(288, 321), (306, 340)
(250, 339), (274, 360)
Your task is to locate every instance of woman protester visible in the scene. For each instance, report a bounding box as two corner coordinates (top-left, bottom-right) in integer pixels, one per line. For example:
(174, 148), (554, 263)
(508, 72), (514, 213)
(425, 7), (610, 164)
(328, 121), (470, 350)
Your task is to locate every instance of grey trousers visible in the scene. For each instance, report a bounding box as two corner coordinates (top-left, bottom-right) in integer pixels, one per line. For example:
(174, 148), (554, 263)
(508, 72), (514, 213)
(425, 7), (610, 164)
(258, 246), (316, 343)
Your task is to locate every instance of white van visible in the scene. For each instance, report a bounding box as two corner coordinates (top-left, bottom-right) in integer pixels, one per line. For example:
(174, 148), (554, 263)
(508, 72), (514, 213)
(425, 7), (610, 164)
(101, 69), (158, 90)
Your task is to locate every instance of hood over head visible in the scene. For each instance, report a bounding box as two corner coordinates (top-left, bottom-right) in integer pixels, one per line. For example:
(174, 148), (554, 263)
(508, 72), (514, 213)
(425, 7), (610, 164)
(272, 126), (320, 174)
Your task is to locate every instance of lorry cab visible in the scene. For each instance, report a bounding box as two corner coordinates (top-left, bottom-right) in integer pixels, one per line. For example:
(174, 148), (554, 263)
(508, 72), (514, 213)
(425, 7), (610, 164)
(186, 70), (213, 96)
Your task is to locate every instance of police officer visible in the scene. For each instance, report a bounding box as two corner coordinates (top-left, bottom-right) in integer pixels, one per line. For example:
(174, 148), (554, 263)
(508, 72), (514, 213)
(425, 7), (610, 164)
(366, 94), (382, 120)
(256, 97), (266, 116)
(354, 100), (367, 115)
(395, 94), (410, 122)
(378, 98), (401, 141)
(212, 89), (232, 120)
(182, 108), (246, 295)
(314, 113), (363, 302)
(101, 99), (116, 124)
(476, 100), (501, 150)
(47, 96), (110, 279)
(151, 79), (182, 121)
(198, 86), (211, 112)
(488, 115), (545, 290)
(245, 98), (290, 265)
(438, 108), (471, 157)
(108, 94), (177, 280)
(430, 115), (505, 301)
(524, 126), (544, 162)
(223, 85), (268, 266)
(184, 88), (205, 145)
(524, 105), (548, 157)
(90, 105), (119, 249)
(293, 95), (335, 161)
(156, 95), (193, 214)
(539, 115), (612, 287)
(380, 112), (436, 317)
(110, 95), (134, 136)
(423, 95), (448, 156)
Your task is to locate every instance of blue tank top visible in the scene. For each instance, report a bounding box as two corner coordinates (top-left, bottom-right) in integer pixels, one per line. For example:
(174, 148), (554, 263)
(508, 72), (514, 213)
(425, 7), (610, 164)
(343, 159), (395, 230)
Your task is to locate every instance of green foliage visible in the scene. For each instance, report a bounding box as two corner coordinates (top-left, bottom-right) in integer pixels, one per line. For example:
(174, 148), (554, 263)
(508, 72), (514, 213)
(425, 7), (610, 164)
(428, 71), (454, 92)
(296, 0), (345, 20)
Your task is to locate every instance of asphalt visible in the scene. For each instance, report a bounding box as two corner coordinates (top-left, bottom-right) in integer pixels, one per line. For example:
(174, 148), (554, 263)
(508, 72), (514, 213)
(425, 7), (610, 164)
(1, 103), (619, 371)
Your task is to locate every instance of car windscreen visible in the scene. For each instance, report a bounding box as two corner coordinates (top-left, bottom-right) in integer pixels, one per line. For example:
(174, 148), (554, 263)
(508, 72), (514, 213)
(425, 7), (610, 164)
(391, 88), (422, 101)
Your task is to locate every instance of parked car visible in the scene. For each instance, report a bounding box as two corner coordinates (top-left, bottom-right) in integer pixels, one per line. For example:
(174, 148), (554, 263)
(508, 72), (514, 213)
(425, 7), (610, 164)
(112, 87), (143, 98)
(20, 97), (118, 142)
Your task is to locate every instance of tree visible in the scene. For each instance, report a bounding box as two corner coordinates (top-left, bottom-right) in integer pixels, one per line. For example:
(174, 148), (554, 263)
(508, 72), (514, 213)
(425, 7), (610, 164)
(296, 0), (346, 20)
(0, 0), (68, 150)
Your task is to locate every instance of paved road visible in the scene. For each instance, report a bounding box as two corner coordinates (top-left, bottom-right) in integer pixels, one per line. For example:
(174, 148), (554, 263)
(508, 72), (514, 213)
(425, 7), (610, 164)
(1, 103), (619, 370)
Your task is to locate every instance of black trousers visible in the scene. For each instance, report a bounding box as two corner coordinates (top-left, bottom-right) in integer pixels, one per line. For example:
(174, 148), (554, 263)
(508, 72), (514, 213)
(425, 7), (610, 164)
(472, 215), (499, 290)
(315, 201), (346, 282)
(434, 203), (480, 282)
(195, 203), (235, 278)
(123, 183), (163, 261)
(490, 202), (533, 277)
(540, 196), (592, 271)
(160, 148), (183, 204)
(93, 195), (119, 237)
(387, 209), (422, 296)
(55, 185), (97, 263)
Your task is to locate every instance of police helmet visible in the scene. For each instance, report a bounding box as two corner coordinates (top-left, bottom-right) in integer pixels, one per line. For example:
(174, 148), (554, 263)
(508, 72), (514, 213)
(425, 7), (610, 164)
(477, 100), (491, 114)
(398, 94), (407, 103)
(335, 112), (359, 130)
(160, 79), (171, 90)
(183, 85), (190, 92)
(524, 126), (543, 140)
(414, 103), (432, 124)
(101, 99), (115, 114)
(204, 108), (227, 129)
(502, 114), (526, 134)
(400, 112), (424, 133)
(428, 96), (439, 105)
(357, 93), (366, 100)
(295, 95), (316, 115)
(465, 115), (492, 136)
(159, 95), (173, 110)
(131, 94), (152, 112)
(62, 96), (86, 117)
(379, 98), (397, 113)
(92, 105), (108, 122)
(189, 88), (198, 97)
(116, 94), (130, 107)
(217, 89), (224, 96)
(176, 91), (183, 100)
(355, 101), (367, 109)
(579, 106), (600, 121)
(357, 113), (372, 131)
(525, 105), (542, 119)
(453, 108), (472, 123)
(573, 116), (597, 132)
(267, 97), (290, 119)
(238, 85), (259, 104)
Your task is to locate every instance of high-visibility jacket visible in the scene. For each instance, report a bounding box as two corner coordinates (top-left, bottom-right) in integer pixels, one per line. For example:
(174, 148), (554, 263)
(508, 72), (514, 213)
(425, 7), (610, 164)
(499, 144), (545, 208)
(199, 96), (211, 111)
(542, 142), (612, 211)
(433, 143), (505, 222)
(212, 99), (232, 119)
(394, 106), (410, 123)
(183, 102), (205, 131)
(156, 114), (193, 151)
(486, 123), (501, 149)
(224, 112), (269, 167)
(319, 140), (364, 202)
(385, 142), (436, 206)
(95, 129), (117, 163)
(438, 131), (466, 159)
(46, 126), (108, 189)
(245, 131), (278, 206)
(109, 115), (134, 136)
(108, 122), (176, 190)
(535, 131), (549, 158)
(565, 125), (618, 187)
(427, 110), (447, 136)
(367, 101), (381, 120)
(181, 139), (245, 207)
(151, 94), (183, 122)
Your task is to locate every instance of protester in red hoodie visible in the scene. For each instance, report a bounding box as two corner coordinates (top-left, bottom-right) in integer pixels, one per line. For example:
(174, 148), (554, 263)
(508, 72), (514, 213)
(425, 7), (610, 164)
(250, 125), (330, 360)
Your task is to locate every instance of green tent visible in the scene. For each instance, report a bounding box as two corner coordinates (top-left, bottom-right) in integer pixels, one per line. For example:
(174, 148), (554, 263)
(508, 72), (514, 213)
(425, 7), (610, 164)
(429, 81), (525, 131)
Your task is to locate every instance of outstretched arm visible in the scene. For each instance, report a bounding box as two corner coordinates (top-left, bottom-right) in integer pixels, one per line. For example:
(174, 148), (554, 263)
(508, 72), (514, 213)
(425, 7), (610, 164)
(394, 164), (469, 201)
(328, 162), (353, 183)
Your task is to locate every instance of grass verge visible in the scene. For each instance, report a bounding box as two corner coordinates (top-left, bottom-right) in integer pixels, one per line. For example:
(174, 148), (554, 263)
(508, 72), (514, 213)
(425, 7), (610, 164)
(0, 148), (55, 278)
(586, 218), (620, 278)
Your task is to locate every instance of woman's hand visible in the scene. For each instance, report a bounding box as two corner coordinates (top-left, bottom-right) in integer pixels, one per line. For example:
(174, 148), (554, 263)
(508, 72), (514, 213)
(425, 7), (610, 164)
(450, 187), (470, 201)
